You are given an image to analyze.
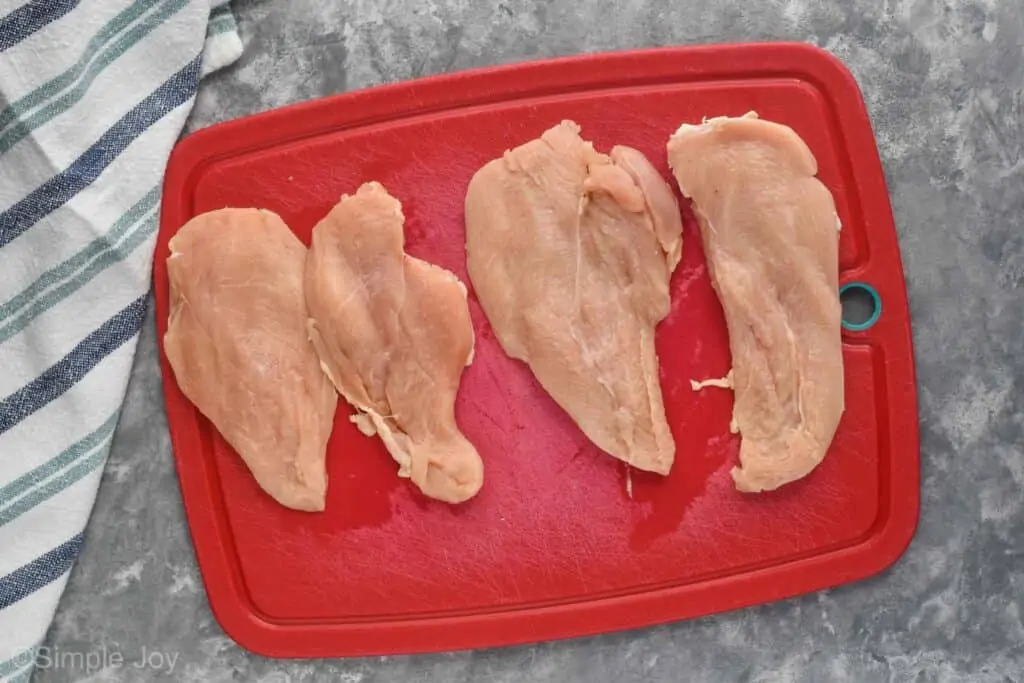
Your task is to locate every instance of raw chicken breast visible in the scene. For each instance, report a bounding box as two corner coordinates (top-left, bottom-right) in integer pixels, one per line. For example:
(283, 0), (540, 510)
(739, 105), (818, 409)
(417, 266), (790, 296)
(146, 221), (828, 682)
(667, 112), (844, 492)
(465, 121), (682, 475)
(164, 209), (338, 512)
(305, 182), (483, 504)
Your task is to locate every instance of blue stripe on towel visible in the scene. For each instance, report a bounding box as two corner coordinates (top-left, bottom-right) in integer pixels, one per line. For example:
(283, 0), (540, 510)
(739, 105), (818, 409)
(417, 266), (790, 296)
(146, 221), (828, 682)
(0, 0), (79, 52)
(0, 295), (147, 436)
(0, 534), (83, 610)
(0, 55), (200, 248)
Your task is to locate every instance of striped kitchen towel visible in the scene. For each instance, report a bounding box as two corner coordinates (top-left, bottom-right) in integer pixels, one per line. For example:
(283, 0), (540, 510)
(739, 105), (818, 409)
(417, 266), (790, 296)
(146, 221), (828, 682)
(0, 1), (242, 680)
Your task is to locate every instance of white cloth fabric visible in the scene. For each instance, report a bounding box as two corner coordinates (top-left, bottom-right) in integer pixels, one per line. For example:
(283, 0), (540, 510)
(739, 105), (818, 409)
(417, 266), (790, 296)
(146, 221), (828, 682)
(0, 2), (241, 680)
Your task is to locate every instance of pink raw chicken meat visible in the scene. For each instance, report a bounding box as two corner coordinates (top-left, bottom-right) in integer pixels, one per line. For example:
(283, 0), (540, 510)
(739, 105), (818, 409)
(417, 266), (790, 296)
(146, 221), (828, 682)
(667, 112), (844, 492)
(465, 120), (683, 475)
(164, 208), (338, 512)
(305, 182), (484, 504)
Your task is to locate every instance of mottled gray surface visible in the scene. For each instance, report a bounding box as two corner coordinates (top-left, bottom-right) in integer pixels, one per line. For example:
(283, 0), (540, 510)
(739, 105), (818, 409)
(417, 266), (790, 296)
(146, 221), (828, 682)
(37, 0), (1024, 681)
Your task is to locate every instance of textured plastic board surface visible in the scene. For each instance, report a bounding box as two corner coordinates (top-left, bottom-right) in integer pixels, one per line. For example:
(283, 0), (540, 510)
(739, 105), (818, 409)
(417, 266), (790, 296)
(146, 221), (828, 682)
(154, 43), (919, 658)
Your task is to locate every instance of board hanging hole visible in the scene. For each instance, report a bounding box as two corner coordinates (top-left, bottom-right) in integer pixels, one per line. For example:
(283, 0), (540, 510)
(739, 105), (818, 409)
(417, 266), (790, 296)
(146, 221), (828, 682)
(840, 282), (881, 331)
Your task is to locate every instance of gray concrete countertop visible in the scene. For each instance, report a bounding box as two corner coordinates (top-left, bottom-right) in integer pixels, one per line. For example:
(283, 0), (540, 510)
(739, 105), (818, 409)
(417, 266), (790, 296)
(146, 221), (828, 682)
(37, 0), (1024, 681)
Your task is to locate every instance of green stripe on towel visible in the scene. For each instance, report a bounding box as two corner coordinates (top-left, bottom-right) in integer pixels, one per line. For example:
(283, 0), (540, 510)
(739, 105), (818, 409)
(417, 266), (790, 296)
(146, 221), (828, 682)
(0, 412), (118, 510)
(0, 186), (159, 325)
(0, 0), (189, 155)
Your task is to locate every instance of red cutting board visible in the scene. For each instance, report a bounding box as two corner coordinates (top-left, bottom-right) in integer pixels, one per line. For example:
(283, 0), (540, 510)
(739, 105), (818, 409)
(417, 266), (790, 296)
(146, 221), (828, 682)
(154, 43), (919, 658)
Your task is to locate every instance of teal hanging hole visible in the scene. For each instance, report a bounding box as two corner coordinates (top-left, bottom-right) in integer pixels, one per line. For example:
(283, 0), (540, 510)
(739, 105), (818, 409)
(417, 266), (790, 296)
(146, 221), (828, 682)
(840, 282), (882, 331)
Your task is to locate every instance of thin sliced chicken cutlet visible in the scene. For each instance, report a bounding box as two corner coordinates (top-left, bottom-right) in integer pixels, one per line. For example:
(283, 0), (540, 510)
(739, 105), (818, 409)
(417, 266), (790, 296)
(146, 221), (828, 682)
(465, 120), (682, 475)
(305, 182), (483, 504)
(164, 208), (338, 512)
(667, 112), (844, 493)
